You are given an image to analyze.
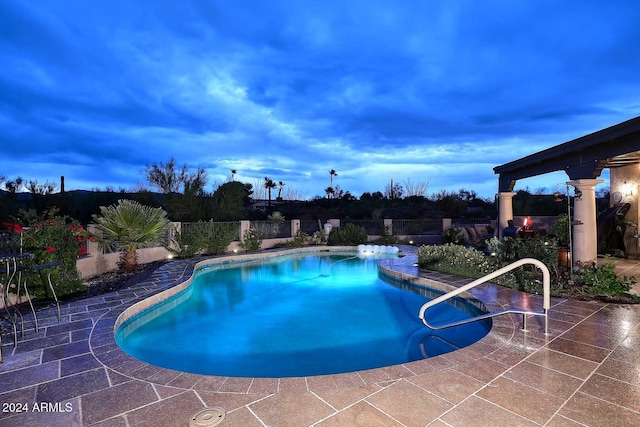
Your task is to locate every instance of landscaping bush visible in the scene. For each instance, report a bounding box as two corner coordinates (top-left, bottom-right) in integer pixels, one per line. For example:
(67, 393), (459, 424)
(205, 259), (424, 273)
(202, 222), (238, 254)
(374, 225), (399, 245)
(418, 236), (636, 299)
(18, 207), (85, 298)
(327, 223), (367, 245)
(572, 262), (637, 298)
(291, 229), (308, 247)
(239, 227), (261, 251)
(417, 243), (496, 278)
(169, 224), (206, 259)
(442, 226), (465, 244)
(90, 199), (171, 272)
(170, 221), (238, 258)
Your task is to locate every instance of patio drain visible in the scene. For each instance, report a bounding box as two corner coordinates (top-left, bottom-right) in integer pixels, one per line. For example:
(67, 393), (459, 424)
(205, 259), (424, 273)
(189, 407), (225, 427)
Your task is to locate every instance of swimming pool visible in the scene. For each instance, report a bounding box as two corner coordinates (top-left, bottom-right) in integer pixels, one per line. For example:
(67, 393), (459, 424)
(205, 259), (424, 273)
(115, 251), (491, 377)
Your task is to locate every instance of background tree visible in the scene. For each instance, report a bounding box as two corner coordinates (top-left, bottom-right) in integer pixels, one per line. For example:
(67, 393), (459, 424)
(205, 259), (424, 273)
(251, 178), (266, 201)
(264, 177), (277, 207)
(210, 181), (253, 220)
(325, 187), (335, 199)
(277, 181), (285, 201)
(328, 169), (338, 198)
(144, 157), (186, 193)
(404, 178), (430, 197)
(329, 169), (338, 187)
(173, 168), (209, 221)
(26, 180), (57, 195)
(384, 180), (404, 200)
(144, 158), (208, 221)
(4, 177), (23, 193)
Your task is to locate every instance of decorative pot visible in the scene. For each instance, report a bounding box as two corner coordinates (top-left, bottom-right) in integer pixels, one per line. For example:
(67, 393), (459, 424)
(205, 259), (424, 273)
(557, 247), (571, 268)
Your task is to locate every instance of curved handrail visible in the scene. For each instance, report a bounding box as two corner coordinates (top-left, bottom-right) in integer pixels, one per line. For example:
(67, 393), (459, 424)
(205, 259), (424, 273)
(418, 258), (550, 334)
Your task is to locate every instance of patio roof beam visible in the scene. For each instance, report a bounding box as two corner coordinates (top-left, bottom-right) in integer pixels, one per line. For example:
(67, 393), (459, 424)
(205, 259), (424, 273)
(494, 116), (640, 192)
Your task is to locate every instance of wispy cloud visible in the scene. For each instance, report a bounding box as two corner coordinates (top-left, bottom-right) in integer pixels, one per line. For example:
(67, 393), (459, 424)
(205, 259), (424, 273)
(1, 0), (639, 198)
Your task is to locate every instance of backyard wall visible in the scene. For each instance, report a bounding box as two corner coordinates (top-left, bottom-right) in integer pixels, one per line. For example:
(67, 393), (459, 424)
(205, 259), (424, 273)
(75, 218), (449, 279)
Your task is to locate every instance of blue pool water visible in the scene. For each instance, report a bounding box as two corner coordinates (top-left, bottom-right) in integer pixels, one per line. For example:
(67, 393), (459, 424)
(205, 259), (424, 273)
(116, 253), (491, 377)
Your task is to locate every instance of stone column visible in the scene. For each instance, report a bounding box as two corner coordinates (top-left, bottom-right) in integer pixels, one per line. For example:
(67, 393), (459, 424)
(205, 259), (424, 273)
(567, 179), (604, 266)
(384, 218), (393, 235)
(239, 220), (251, 242)
(291, 219), (300, 237)
(497, 192), (517, 239)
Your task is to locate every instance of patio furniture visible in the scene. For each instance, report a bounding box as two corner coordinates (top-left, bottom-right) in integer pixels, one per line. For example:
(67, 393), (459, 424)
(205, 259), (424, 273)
(1, 230), (61, 363)
(597, 203), (630, 257)
(1, 253), (30, 362)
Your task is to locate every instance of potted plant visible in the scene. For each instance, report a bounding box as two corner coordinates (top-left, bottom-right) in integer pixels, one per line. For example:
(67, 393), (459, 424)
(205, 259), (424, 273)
(551, 214), (571, 268)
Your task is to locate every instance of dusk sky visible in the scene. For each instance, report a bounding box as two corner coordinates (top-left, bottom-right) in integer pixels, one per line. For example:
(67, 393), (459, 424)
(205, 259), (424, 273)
(2, 1), (639, 200)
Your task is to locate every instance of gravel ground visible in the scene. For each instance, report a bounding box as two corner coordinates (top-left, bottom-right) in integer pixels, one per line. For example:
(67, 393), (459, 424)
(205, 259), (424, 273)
(80, 260), (169, 298)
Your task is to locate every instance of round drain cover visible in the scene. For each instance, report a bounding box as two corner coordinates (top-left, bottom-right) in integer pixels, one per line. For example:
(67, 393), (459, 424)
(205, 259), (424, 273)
(189, 407), (225, 427)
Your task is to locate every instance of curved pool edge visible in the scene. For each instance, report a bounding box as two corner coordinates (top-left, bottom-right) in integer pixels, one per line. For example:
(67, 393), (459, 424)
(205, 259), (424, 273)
(89, 245), (540, 390)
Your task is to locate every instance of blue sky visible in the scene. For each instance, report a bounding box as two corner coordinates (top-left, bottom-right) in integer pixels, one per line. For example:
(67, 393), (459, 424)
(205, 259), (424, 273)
(1, 1), (639, 199)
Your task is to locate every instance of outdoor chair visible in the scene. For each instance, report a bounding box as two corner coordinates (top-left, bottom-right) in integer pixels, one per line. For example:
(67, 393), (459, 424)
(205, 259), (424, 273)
(1, 239), (61, 363)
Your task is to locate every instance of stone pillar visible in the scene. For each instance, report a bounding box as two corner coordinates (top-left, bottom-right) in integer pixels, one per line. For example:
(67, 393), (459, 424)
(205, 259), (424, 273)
(291, 219), (300, 237)
(568, 179), (604, 266)
(239, 220), (251, 242)
(168, 222), (180, 251)
(497, 192), (517, 239)
(383, 218), (393, 235)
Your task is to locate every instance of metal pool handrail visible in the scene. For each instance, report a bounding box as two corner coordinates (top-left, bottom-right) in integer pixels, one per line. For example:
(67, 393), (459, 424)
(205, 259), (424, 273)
(418, 258), (551, 334)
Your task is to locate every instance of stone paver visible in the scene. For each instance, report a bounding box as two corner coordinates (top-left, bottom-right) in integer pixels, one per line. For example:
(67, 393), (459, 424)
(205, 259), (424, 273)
(1, 248), (640, 426)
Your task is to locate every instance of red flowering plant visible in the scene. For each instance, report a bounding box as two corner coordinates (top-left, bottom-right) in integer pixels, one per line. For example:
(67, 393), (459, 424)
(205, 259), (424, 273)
(17, 207), (85, 298)
(1, 221), (24, 255)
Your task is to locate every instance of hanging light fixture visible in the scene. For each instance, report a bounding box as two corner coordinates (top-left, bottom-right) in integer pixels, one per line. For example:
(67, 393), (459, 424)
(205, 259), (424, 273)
(553, 191), (563, 203)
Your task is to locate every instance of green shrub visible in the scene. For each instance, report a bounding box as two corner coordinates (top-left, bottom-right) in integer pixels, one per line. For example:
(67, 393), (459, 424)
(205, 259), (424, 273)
(417, 243), (494, 278)
(169, 224), (206, 259)
(19, 207), (85, 298)
(90, 199), (171, 273)
(442, 226), (465, 244)
(418, 236), (566, 296)
(550, 214), (571, 247)
(239, 227), (261, 251)
(291, 229), (308, 247)
(327, 223), (367, 245)
(203, 222), (238, 254)
(312, 230), (325, 245)
(573, 262), (636, 297)
(374, 225), (399, 245)
(169, 222), (238, 258)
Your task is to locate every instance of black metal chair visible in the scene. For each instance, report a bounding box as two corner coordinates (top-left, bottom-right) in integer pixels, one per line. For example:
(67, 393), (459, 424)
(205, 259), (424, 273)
(1, 231), (61, 363)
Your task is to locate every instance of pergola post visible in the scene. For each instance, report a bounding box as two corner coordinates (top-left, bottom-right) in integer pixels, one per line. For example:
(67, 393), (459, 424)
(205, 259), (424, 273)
(497, 192), (517, 239)
(567, 179), (604, 267)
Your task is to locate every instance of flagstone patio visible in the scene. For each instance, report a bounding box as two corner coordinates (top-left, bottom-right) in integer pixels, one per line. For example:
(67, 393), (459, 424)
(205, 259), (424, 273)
(2, 248), (640, 426)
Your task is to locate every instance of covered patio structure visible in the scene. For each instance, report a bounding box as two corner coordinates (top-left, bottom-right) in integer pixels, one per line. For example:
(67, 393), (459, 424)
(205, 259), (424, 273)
(494, 115), (640, 266)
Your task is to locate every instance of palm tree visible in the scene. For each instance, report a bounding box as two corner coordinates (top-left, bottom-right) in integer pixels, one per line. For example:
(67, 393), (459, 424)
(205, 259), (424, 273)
(328, 169), (338, 199)
(231, 169), (237, 181)
(264, 177), (277, 207)
(90, 199), (171, 272)
(329, 169), (338, 188)
(277, 181), (285, 200)
(325, 186), (335, 199)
